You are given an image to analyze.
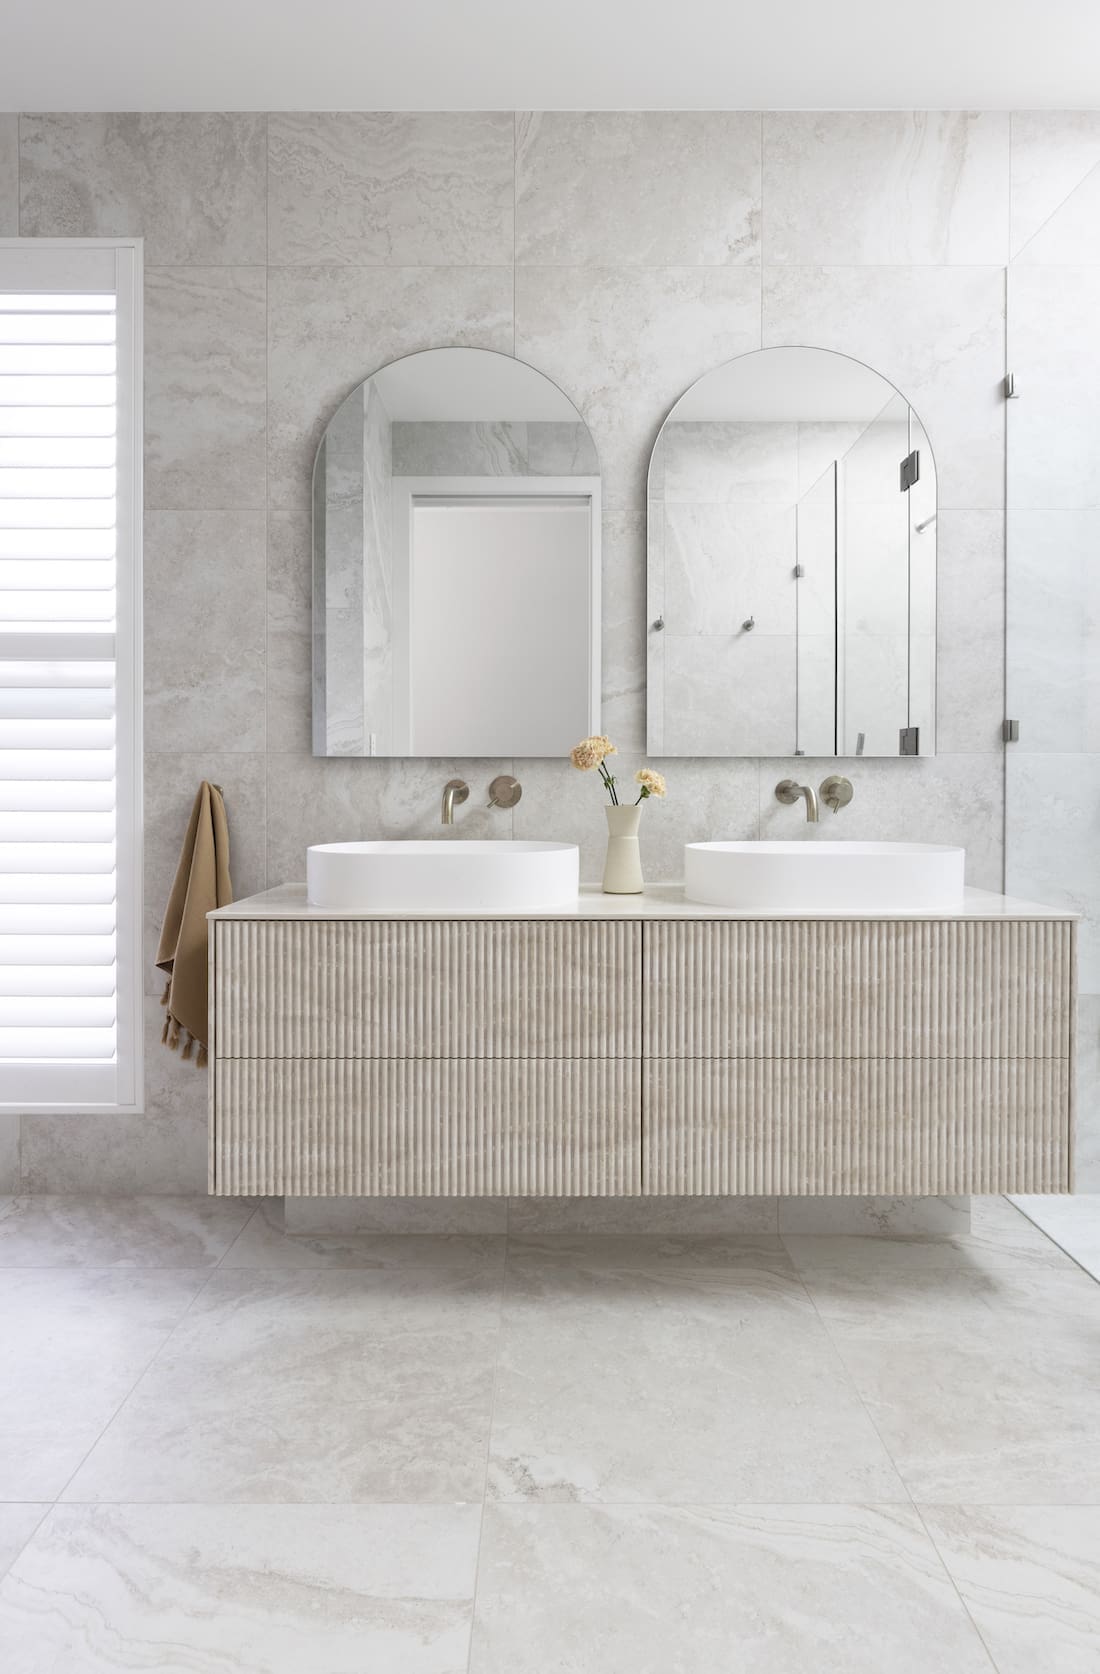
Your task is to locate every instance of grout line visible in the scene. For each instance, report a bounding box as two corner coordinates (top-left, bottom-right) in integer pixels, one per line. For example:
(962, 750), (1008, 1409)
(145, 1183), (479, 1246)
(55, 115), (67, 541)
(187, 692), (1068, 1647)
(45, 1262), (227, 1507)
(913, 1503), (1003, 1674)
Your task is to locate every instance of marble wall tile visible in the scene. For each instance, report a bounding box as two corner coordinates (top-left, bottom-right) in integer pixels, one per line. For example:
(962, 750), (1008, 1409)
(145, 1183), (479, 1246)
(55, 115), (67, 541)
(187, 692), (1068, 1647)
(267, 264), (514, 507)
(1006, 509), (1100, 753)
(1005, 751), (1100, 988)
(936, 512), (1005, 754)
(0, 1503), (481, 1672)
(1007, 266), (1100, 509)
(663, 503), (796, 636)
(1073, 992), (1100, 1191)
(470, 1504), (993, 1674)
(144, 751), (267, 993)
(0, 1113), (18, 1194)
(1011, 110), (1100, 262)
(511, 754), (759, 885)
(0, 115), (16, 234)
(144, 266), (266, 510)
(757, 753), (1004, 892)
(515, 267), (762, 503)
(391, 420), (529, 477)
(516, 111), (761, 267)
(763, 112), (1009, 265)
(268, 111), (513, 266)
(19, 113), (266, 263)
(922, 1505), (1100, 1674)
(763, 265), (1006, 511)
(144, 510), (267, 754)
(264, 753), (514, 885)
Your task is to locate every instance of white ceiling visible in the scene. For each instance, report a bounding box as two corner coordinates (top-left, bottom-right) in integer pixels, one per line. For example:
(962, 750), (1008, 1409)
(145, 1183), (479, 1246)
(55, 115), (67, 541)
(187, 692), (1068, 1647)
(3, 0), (1100, 111)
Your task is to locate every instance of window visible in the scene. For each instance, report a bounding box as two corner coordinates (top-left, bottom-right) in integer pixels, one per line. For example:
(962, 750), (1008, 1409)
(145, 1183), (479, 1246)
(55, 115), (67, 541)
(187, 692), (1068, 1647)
(0, 241), (142, 1111)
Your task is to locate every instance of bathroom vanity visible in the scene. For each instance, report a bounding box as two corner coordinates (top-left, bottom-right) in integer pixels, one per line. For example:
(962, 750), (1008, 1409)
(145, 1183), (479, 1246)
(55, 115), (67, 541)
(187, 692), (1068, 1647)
(208, 885), (1075, 1199)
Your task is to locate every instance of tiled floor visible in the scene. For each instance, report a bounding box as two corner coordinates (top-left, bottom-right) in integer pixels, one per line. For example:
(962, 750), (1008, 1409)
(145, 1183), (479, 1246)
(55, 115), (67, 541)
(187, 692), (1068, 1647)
(0, 1196), (1097, 1671)
(1012, 1192), (1100, 1281)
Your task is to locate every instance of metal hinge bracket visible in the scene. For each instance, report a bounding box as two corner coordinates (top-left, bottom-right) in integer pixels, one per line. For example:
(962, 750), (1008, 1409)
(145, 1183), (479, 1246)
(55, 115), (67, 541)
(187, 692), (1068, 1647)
(899, 450), (920, 492)
(1004, 373), (1018, 399)
(1002, 718), (1020, 742)
(899, 726), (920, 756)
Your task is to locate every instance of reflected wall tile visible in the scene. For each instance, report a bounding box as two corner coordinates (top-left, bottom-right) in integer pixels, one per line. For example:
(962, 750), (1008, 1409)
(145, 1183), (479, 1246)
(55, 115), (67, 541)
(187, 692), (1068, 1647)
(0, 1504), (481, 1672)
(1006, 752), (1100, 987)
(599, 498), (646, 752)
(267, 264), (513, 505)
(763, 112), (1008, 265)
(511, 755), (759, 885)
(664, 635), (797, 757)
(144, 511), (266, 754)
(763, 266), (1005, 510)
(514, 266), (762, 505)
(758, 754), (1004, 892)
(267, 498), (314, 755)
(0, 115), (15, 233)
(0, 1506), (45, 1582)
(264, 754), (514, 885)
(1011, 110), (1100, 261)
(144, 266), (266, 510)
(19, 113), (266, 263)
(1074, 992), (1100, 1191)
(922, 1505), (1100, 1674)
(516, 111), (761, 266)
(268, 111), (513, 265)
(1007, 267), (1100, 509)
(1006, 510), (1100, 753)
(935, 512), (1004, 754)
(144, 751), (267, 994)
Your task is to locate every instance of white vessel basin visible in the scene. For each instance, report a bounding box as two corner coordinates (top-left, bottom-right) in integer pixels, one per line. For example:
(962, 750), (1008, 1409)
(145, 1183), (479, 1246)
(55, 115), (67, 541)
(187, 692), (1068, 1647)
(307, 839), (580, 912)
(684, 840), (966, 912)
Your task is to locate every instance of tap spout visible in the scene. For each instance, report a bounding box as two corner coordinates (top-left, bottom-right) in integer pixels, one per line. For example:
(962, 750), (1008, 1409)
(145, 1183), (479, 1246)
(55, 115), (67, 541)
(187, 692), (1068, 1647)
(775, 779), (819, 823)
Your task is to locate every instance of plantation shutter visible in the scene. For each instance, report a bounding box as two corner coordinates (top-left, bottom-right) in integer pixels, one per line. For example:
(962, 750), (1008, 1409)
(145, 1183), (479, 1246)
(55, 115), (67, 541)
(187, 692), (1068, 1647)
(0, 242), (141, 1110)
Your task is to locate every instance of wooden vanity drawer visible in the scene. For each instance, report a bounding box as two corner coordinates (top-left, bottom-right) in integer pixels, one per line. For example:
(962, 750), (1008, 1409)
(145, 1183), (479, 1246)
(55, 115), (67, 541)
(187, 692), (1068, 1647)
(643, 919), (1075, 1060)
(212, 1056), (641, 1196)
(643, 1056), (1073, 1196)
(213, 918), (641, 1060)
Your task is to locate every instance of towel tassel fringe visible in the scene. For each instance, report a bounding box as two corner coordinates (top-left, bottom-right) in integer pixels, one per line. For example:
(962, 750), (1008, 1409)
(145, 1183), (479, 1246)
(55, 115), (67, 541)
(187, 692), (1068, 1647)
(159, 980), (170, 1007)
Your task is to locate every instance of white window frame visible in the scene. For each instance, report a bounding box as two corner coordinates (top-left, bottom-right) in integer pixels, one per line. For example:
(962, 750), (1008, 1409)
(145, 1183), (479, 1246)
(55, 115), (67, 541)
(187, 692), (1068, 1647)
(0, 237), (143, 1115)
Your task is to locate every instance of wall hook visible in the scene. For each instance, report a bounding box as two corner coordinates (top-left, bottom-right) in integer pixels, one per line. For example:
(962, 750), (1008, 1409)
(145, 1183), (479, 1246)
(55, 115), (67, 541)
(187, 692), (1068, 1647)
(742, 615), (755, 632)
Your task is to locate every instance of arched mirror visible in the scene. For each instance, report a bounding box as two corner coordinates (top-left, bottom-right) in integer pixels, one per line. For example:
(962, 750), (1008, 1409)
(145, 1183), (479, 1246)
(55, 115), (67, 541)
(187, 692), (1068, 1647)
(647, 346), (936, 758)
(313, 347), (601, 757)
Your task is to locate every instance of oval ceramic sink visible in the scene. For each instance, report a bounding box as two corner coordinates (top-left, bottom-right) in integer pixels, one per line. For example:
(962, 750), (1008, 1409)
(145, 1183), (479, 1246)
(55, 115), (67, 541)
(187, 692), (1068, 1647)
(307, 839), (580, 912)
(684, 840), (965, 912)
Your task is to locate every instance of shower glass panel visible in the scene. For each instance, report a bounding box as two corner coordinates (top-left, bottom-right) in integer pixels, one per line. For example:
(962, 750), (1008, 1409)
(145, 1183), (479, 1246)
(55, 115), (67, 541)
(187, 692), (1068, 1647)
(1006, 264), (1100, 1191)
(795, 462), (836, 756)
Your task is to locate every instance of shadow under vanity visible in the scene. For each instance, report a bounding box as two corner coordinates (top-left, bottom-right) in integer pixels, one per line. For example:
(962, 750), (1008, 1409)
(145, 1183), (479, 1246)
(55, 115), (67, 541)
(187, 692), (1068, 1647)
(209, 341), (1076, 1203)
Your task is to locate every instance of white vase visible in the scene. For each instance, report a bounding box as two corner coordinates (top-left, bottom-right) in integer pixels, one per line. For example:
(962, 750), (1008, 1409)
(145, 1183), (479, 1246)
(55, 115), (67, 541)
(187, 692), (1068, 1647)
(603, 803), (643, 894)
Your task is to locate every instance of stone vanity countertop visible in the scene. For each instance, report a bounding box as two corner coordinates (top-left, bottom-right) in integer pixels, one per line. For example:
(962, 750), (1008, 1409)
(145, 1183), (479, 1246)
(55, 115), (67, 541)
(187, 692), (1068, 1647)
(210, 884), (1079, 923)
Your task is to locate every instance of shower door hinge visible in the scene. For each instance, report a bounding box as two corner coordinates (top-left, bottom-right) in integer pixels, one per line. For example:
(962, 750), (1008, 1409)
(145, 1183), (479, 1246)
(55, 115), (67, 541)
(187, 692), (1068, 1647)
(899, 450), (920, 492)
(793, 562), (804, 578)
(1004, 373), (1019, 399)
(1002, 718), (1020, 742)
(899, 726), (920, 756)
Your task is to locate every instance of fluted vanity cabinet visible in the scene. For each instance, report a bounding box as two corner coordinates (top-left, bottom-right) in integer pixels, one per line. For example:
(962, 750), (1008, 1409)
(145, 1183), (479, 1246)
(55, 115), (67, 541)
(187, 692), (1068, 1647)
(208, 889), (1075, 1198)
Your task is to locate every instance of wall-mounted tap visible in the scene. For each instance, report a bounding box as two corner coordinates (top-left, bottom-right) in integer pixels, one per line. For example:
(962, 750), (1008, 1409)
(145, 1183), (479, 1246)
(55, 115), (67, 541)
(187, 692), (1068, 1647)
(441, 778), (469, 825)
(775, 779), (819, 823)
(819, 775), (854, 814)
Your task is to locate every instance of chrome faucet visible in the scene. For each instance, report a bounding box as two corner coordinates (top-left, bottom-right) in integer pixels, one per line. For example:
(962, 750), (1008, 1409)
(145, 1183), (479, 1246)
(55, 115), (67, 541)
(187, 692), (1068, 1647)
(440, 778), (469, 825)
(775, 779), (819, 823)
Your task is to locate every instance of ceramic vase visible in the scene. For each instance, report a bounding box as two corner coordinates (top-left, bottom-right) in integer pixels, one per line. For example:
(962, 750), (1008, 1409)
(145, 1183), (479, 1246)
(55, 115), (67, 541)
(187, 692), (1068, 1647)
(603, 804), (643, 894)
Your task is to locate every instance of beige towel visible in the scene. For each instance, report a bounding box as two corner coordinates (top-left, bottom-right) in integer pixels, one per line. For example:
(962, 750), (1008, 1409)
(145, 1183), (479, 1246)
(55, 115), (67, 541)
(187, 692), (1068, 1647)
(155, 781), (232, 1066)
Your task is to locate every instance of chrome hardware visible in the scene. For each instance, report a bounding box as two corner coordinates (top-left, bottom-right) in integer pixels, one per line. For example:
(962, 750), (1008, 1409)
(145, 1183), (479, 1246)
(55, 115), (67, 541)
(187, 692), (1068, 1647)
(855, 732), (865, 757)
(742, 615), (756, 632)
(440, 778), (469, 825)
(1004, 373), (1018, 398)
(775, 779), (819, 823)
(652, 615), (665, 631)
(899, 450), (920, 492)
(914, 513), (937, 533)
(793, 563), (804, 578)
(820, 774), (854, 814)
(899, 726), (920, 757)
(487, 774), (522, 810)
(1002, 718), (1020, 743)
